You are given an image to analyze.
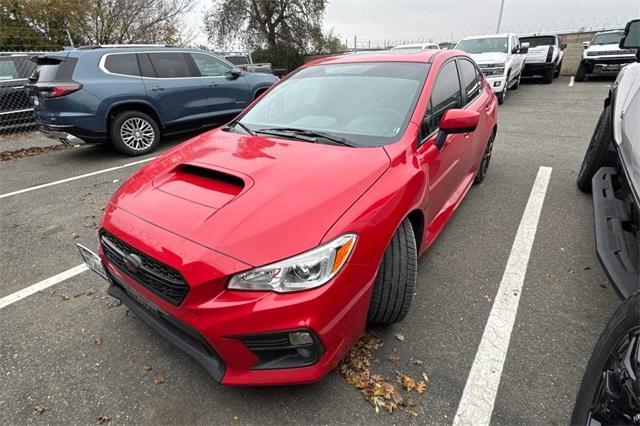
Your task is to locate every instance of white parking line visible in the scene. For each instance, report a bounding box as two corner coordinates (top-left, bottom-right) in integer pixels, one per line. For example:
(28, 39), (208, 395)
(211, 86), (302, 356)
(0, 264), (88, 310)
(0, 157), (156, 200)
(569, 76), (575, 87)
(453, 166), (552, 425)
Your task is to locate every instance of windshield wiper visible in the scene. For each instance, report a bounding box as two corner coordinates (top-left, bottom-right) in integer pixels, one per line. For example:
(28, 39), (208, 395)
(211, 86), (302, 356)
(255, 127), (357, 147)
(223, 120), (255, 136)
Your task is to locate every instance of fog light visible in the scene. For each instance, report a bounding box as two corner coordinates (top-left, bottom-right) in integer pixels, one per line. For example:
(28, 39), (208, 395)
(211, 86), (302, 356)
(493, 81), (501, 87)
(289, 331), (313, 346)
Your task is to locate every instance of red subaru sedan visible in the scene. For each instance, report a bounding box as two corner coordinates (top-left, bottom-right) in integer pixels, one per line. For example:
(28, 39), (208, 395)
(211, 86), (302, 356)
(78, 49), (498, 386)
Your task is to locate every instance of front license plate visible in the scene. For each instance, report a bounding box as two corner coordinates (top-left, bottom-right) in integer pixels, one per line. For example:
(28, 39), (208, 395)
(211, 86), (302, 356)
(77, 243), (107, 280)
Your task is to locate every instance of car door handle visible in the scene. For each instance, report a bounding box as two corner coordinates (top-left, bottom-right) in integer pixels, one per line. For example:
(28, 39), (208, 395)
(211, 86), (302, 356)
(151, 86), (164, 91)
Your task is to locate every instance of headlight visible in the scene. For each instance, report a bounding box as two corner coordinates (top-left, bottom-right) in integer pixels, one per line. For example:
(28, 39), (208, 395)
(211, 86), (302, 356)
(228, 234), (357, 292)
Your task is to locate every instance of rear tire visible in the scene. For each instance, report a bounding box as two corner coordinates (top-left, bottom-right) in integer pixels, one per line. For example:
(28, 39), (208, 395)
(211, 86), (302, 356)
(576, 106), (612, 192)
(474, 132), (495, 185)
(367, 219), (417, 326)
(110, 111), (160, 156)
(554, 60), (562, 78)
(575, 63), (587, 82)
(571, 292), (640, 425)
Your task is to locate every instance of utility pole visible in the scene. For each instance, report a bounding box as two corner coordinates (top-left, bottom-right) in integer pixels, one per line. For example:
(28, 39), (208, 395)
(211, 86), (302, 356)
(496, 0), (506, 33)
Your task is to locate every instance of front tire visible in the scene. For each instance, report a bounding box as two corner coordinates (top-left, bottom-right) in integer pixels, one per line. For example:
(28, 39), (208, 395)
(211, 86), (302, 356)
(543, 65), (554, 84)
(512, 72), (521, 90)
(575, 63), (587, 82)
(497, 87), (506, 105)
(110, 111), (160, 156)
(554, 60), (562, 78)
(576, 106), (612, 192)
(571, 292), (640, 425)
(367, 218), (417, 326)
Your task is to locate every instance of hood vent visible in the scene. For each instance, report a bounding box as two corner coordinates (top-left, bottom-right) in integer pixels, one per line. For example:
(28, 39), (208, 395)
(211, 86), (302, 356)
(178, 164), (245, 194)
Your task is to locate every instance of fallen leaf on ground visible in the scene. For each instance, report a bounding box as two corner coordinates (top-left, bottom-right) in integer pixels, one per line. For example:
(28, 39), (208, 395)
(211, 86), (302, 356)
(97, 415), (111, 423)
(33, 405), (45, 415)
(407, 410), (419, 417)
(95, 337), (103, 345)
(394, 333), (405, 342)
(143, 366), (152, 371)
(413, 359), (424, 366)
(1, 145), (69, 161)
(60, 293), (71, 301)
(154, 376), (164, 385)
(388, 353), (400, 362)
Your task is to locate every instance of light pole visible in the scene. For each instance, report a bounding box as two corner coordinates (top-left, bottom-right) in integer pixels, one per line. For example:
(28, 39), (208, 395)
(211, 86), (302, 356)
(496, 0), (506, 33)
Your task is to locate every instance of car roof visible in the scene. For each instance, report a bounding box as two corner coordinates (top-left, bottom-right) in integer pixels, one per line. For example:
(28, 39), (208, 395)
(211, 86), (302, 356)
(519, 34), (558, 38)
(307, 49), (441, 66)
(393, 43), (438, 48)
(595, 29), (624, 35)
(65, 46), (208, 57)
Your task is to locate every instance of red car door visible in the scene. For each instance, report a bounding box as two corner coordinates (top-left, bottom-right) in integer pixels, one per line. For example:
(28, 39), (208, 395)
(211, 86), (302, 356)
(416, 59), (468, 235)
(457, 57), (494, 177)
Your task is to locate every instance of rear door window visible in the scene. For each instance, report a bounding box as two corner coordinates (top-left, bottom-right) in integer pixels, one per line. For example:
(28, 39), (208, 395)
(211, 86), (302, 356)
(0, 60), (20, 80)
(148, 53), (195, 78)
(458, 58), (481, 103)
(104, 53), (140, 76)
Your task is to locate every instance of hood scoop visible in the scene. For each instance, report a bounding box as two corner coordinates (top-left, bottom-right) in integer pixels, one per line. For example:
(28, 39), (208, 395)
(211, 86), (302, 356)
(152, 163), (248, 209)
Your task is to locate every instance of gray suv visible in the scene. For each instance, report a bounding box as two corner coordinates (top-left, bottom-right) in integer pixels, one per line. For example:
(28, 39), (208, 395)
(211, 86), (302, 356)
(30, 46), (278, 155)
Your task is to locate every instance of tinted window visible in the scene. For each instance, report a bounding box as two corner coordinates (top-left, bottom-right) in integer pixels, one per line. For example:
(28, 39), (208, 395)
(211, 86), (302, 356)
(31, 64), (59, 82)
(148, 53), (194, 78)
(592, 32), (623, 45)
(225, 55), (249, 65)
(457, 37), (508, 53)
(520, 36), (556, 47)
(191, 53), (231, 77)
(104, 54), (140, 76)
(458, 59), (481, 103)
(0, 60), (20, 80)
(137, 53), (156, 77)
(424, 61), (462, 135)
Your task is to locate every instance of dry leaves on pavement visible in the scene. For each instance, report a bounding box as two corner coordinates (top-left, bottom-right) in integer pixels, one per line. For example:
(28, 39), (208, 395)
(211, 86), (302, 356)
(97, 415), (111, 423)
(33, 405), (45, 415)
(338, 334), (428, 416)
(0, 145), (69, 161)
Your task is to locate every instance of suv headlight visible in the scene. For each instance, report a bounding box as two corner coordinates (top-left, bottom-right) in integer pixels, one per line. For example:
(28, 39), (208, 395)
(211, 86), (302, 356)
(228, 234), (357, 292)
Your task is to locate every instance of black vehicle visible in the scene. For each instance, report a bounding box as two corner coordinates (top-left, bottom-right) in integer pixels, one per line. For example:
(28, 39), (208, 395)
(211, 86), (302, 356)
(572, 19), (640, 425)
(0, 54), (38, 130)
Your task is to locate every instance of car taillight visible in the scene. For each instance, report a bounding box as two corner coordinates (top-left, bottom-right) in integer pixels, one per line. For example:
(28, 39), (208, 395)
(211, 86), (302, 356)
(32, 82), (82, 98)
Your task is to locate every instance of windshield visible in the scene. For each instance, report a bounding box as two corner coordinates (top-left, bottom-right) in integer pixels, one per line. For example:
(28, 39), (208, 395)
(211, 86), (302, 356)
(238, 62), (429, 147)
(592, 32), (623, 45)
(520, 36), (555, 47)
(456, 37), (508, 53)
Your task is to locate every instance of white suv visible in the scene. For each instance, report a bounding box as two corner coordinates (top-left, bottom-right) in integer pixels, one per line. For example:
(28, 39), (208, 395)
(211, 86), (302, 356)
(577, 29), (637, 81)
(456, 33), (528, 104)
(391, 42), (440, 51)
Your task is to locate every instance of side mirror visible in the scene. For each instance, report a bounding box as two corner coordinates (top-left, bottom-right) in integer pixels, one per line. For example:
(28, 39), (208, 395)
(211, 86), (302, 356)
(435, 109), (480, 149)
(582, 41), (590, 48)
(560, 43), (568, 50)
(226, 68), (243, 79)
(620, 19), (640, 49)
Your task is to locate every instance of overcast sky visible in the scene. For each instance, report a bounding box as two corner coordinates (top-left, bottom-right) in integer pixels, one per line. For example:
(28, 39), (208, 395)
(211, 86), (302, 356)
(189, 0), (639, 46)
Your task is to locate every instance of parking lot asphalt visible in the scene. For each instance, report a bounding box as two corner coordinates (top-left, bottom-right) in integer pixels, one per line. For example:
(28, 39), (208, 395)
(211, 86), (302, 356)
(0, 76), (622, 424)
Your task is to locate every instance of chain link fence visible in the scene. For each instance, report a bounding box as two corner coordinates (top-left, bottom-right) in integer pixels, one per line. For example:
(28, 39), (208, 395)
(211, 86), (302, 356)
(0, 51), (43, 137)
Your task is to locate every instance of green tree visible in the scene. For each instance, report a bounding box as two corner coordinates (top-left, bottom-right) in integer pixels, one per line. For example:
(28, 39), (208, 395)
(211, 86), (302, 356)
(204, 0), (338, 54)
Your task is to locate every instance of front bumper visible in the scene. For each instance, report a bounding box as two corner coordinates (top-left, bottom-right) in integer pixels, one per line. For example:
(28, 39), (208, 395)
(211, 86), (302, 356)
(522, 62), (553, 76)
(591, 167), (639, 299)
(483, 75), (507, 93)
(581, 57), (636, 75)
(87, 205), (375, 385)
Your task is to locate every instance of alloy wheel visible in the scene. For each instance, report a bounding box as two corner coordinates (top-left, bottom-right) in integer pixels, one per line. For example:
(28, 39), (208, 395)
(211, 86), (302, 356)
(587, 327), (640, 425)
(120, 117), (155, 150)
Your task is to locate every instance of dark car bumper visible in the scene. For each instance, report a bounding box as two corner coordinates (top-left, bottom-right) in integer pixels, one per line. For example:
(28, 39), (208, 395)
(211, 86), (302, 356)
(38, 122), (106, 143)
(581, 58), (636, 75)
(592, 167), (639, 299)
(522, 62), (554, 76)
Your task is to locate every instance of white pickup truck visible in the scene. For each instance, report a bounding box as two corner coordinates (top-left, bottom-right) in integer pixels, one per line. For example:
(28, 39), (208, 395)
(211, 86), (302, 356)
(519, 34), (566, 83)
(456, 33), (528, 104)
(577, 29), (637, 81)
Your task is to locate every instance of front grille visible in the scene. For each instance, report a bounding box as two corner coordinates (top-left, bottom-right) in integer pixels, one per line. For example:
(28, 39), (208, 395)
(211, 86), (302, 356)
(100, 230), (189, 305)
(587, 49), (636, 56)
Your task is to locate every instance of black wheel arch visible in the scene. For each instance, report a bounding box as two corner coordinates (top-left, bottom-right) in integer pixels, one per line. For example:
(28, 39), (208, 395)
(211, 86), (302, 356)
(106, 101), (162, 137)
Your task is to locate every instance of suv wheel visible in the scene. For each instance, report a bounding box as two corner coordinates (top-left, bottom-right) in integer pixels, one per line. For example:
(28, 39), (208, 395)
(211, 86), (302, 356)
(497, 86), (507, 105)
(575, 63), (587, 82)
(512, 72), (521, 90)
(543, 65), (554, 84)
(110, 111), (160, 156)
(576, 105), (612, 192)
(367, 218), (417, 326)
(554, 60), (562, 78)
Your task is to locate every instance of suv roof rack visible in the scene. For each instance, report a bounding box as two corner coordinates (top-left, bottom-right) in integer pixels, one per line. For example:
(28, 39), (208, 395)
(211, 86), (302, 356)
(76, 44), (176, 50)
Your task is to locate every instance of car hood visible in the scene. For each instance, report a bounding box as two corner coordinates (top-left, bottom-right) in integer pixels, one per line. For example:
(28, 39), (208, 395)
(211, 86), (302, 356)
(109, 128), (390, 266)
(468, 52), (508, 64)
(586, 43), (635, 54)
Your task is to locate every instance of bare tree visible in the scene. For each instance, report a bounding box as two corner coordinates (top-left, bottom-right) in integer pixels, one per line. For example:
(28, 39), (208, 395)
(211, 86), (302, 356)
(204, 0), (330, 53)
